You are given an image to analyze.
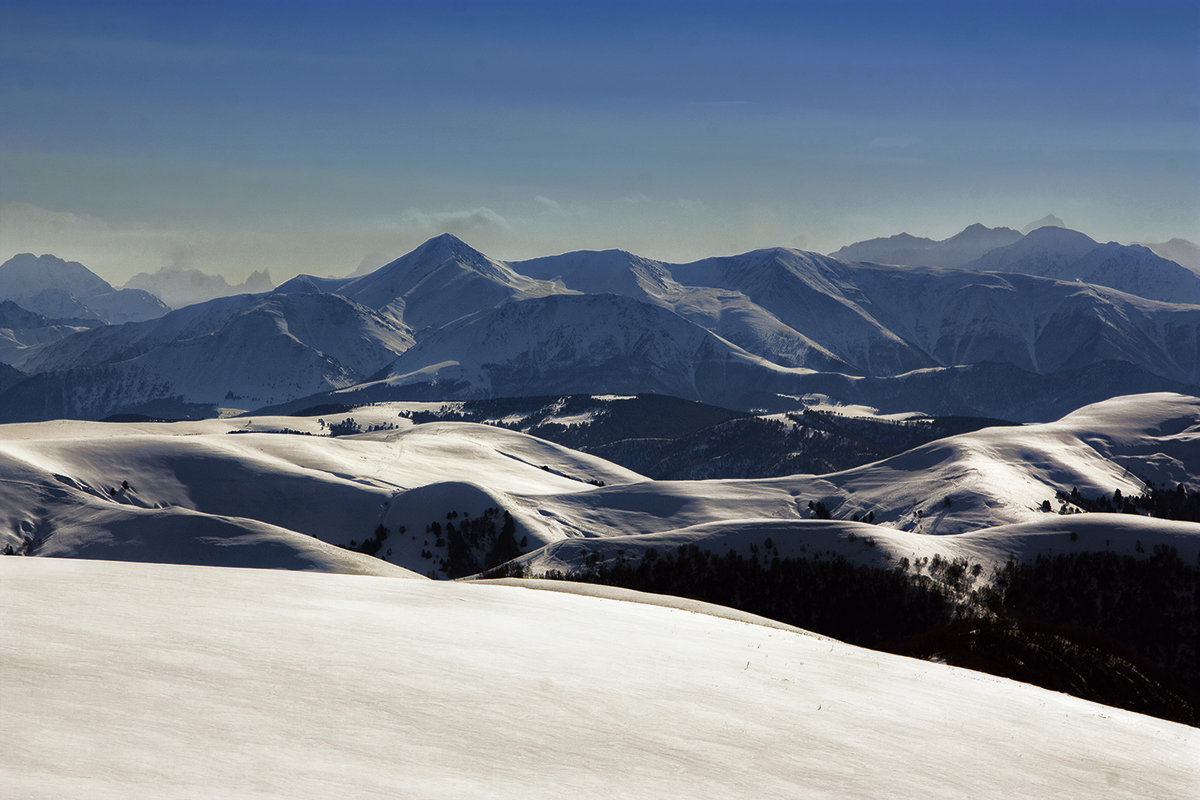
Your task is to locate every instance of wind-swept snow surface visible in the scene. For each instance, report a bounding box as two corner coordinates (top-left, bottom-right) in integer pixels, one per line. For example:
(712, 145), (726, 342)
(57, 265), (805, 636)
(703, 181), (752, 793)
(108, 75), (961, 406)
(2, 557), (1196, 799)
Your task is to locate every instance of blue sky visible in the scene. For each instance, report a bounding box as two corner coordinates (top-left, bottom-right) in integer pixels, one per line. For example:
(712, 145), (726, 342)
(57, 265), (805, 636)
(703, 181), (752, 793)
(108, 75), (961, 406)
(1, 0), (1197, 282)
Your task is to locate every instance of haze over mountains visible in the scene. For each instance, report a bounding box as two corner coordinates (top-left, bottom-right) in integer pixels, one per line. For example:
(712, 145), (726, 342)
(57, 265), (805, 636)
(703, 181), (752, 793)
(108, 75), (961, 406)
(123, 264), (274, 308)
(0, 220), (1197, 422)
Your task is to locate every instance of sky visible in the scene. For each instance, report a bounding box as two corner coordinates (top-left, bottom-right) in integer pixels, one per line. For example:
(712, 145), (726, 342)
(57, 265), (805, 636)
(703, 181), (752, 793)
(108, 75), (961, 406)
(1, 0), (1197, 284)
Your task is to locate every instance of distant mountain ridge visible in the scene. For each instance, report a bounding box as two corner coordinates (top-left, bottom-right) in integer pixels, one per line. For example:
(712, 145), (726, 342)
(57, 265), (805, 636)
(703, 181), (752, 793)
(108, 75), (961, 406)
(829, 223), (1022, 267)
(124, 266), (274, 308)
(1138, 238), (1200, 273)
(1, 231), (1197, 423)
(833, 222), (1200, 305)
(967, 226), (1200, 304)
(1, 291), (413, 420)
(0, 253), (168, 323)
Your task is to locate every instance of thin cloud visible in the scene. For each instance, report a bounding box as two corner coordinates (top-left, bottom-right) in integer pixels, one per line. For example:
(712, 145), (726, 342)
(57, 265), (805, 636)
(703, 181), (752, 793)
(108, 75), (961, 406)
(393, 206), (512, 237)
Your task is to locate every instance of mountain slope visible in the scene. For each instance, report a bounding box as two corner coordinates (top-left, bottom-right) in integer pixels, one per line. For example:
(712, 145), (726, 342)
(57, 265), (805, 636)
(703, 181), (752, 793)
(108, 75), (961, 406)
(0, 291), (414, 420)
(326, 292), (815, 409)
(0, 299), (96, 367)
(1140, 238), (1200, 273)
(0, 253), (168, 323)
(968, 227), (1200, 304)
(3, 557), (1196, 799)
(340, 232), (569, 330)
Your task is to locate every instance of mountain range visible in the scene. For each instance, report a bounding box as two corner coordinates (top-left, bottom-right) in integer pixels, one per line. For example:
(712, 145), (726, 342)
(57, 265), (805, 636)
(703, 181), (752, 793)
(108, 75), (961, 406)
(0, 253), (168, 323)
(0, 223), (1196, 422)
(123, 265), (275, 308)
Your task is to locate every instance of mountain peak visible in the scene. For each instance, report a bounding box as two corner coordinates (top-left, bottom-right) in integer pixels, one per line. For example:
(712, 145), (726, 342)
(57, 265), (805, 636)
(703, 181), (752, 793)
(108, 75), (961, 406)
(1020, 225), (1096, 248)
(1021, 214), (1066, 235)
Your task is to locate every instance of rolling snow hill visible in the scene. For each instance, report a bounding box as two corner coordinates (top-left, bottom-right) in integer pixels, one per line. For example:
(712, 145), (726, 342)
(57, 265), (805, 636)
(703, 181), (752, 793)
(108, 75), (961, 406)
(0, 409), (643, 574)
(2, 392), (1195, 581)
(3, 556), (1196, 799)
(393, 393), (1014, 480)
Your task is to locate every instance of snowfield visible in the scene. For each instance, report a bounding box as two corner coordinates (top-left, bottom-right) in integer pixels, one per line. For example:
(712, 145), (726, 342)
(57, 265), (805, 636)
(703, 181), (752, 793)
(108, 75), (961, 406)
(2, 557), (1197, 799)
(1, 393), (1197, 580)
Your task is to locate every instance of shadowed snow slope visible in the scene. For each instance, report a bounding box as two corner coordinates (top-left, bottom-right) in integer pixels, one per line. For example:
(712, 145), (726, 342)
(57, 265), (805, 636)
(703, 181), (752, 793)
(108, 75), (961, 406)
(1, 291), (415, 419)
(516, 392), (1200, 542)
(2, 393), (1195, 577)
(2, 557), (1196, 799)
(338, 292), (813, 409)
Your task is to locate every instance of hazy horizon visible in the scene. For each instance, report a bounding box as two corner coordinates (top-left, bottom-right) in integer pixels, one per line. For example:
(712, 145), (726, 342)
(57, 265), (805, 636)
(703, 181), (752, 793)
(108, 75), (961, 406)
(2, 0), (1197, 284)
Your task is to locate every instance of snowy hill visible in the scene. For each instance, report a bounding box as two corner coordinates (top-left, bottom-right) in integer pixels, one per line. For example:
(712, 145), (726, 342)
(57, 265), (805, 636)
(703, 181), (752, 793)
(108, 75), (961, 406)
(0, 291), (415, 420)
(830, 223), (1022, 267)
(0, 253), (169, 323)
(0, 410), (643, 573)
(124, 266), (274, 308)
(3, 392), (1194, 578)
(505, 393), (1200, 546)
(967, 226), (1200, 304)
(3, 557), (1196, 799)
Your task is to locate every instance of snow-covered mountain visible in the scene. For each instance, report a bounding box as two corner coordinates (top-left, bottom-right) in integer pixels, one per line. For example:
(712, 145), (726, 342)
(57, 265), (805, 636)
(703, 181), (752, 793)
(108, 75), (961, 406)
(325, 292), (820, 409)
(967, 226), (1200, 305)
(5, 233), (1199, 423)
(0, 299), (96, 368)
(0, 253), (169, 323)
(0, 290), (414, 420)
(829, 223), (1023, 267)
(338, 232), (570, 331)
(7, 556), (1195, 799)
(513, 248), (852, 371)
(343, 249), (1200, 405)
(123, 265), (274, 308)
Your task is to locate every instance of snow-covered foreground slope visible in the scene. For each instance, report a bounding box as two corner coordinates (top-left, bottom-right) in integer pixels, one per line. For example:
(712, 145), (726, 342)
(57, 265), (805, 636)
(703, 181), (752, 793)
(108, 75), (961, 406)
(2, 557), (1195, 800)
